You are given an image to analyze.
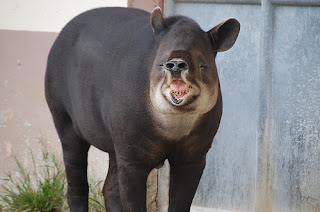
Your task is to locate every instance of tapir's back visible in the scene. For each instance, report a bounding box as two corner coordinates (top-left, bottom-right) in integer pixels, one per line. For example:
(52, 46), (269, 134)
(46, 7), (153, 101)
(45, 7), (156, 151)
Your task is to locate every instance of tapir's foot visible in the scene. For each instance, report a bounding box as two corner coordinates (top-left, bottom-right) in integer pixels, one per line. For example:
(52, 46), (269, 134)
(68, 194), (88, 212)
(104, 188), (123, 212)
(67, 185), (89, 212)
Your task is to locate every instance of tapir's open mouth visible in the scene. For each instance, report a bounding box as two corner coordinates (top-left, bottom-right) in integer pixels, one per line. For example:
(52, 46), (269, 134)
(169, 78), (191, 104)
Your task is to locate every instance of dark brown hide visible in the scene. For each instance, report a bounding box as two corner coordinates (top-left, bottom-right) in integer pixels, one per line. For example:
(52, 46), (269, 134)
(45, 7), (240, 212)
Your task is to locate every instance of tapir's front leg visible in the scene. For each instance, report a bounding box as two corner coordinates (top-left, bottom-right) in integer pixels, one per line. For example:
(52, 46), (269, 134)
(59, 124), (91, 212)
(117, 159), (152, 212)
(168, 158), (206, 212)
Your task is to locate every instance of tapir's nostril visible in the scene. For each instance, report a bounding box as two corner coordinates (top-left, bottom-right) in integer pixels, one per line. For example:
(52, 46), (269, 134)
(165, 61), (176, 71)
(165, 60), (188, 72)
(177, 61), (188, 70)
(165, 60), (188, 78)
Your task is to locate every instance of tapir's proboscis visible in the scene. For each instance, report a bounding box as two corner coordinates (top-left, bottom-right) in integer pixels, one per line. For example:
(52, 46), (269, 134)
(45, 7), (240, 212)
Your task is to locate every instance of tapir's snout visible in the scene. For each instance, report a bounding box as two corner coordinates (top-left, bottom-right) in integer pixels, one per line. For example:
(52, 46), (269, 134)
(164, 60), (188, 79)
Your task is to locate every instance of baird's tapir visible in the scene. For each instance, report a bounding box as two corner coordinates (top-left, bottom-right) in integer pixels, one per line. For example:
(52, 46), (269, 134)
(45, 6), (240, 212)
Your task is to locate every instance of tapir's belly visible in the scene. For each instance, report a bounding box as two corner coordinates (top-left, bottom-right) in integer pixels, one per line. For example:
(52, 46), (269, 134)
(66, 85), (114, 153)
(72, 116), (114, 153)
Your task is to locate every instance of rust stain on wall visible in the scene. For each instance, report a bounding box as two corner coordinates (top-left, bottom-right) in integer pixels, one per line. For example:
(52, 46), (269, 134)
(5, 141), (12, 157)
(128, 0), (164, 12)
(0, 108), (14, 127)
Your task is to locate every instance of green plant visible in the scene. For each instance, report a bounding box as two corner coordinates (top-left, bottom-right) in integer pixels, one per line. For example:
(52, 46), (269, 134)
(0, 137), (109, 212)
(88, 177), (105, 212)
(0, 138), (66, 212)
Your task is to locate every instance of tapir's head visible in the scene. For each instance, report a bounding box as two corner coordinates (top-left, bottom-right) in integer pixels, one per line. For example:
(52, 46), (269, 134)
(149, 7), (240, 114)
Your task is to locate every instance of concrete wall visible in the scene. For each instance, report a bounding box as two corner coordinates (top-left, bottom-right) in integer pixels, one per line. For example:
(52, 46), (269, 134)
(0, 0), (127, 32)
(0, 0), (127, 191)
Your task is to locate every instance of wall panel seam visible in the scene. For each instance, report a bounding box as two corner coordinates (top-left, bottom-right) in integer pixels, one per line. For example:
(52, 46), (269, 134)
(174, 0), (261, 5)
(255, 0), (275, 211)
(270, 0), (320, 6)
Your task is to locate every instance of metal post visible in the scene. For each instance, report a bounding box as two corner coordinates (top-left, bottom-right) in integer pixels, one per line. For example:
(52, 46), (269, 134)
(255, 0), (275, 211)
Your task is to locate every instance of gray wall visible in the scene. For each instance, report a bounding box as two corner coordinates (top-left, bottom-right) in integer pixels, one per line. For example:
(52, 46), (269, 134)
(159, 0), (320, 211)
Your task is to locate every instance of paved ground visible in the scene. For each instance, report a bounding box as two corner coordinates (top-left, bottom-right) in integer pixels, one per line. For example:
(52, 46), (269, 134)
(191, 206), (236, 212)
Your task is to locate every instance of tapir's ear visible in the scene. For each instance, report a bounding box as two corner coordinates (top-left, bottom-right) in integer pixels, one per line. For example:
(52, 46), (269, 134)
(208, 18), (240, 52)
(150, 7), (167, 35)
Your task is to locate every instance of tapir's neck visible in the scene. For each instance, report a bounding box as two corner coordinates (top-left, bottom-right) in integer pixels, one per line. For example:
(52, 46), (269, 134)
(152, 112), (201, 141)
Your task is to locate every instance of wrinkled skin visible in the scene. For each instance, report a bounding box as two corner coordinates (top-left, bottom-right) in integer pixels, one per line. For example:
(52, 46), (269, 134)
(45, 7), (240, 212)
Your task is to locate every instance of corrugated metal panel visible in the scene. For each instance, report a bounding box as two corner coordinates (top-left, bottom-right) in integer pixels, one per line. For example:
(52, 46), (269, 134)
(271, 6), (320, 211)
(159, 0), (320, 211)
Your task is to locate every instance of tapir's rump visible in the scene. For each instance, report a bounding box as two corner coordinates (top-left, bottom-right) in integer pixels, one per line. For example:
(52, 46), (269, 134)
(45, 7), (240, 212)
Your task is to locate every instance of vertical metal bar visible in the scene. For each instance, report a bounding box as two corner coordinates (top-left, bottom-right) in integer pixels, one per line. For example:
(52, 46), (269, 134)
(255, 0), (275, 211)
(147, 169), (158, 212)
(157, 160), (170, 212)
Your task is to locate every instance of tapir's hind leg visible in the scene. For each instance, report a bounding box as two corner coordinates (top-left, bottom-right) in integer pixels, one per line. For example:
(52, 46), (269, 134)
(51, 110), (90, 212)
(103, 154), (123, 212)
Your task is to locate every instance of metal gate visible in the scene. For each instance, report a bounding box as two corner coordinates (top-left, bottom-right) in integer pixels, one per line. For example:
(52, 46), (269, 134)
(158, 0), (320, 211)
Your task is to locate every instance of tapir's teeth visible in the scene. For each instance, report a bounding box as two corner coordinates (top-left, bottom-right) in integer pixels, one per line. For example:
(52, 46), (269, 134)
(170, 85), (192, 95)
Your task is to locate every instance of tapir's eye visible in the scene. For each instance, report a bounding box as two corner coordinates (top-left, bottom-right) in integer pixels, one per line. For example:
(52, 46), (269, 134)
(157, 63), (164, 67)
(199, 64), (208, 69)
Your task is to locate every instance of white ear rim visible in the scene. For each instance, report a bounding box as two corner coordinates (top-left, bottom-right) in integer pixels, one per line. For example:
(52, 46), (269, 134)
(150, 7), (166, 34)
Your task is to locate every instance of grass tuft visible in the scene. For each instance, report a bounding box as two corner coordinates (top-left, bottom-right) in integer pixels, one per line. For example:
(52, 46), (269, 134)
(0, 137), (107, 212)
(88, 177), (105, 212)
(0, 137), (66, 212)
